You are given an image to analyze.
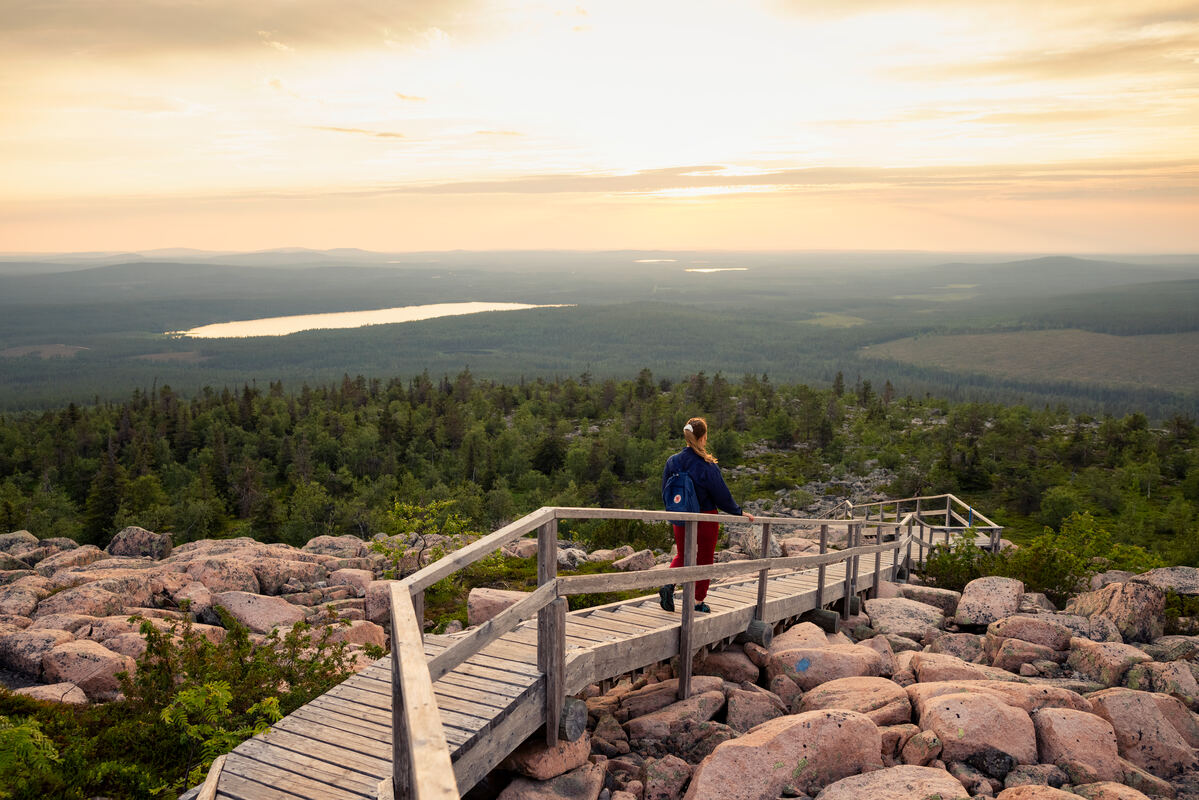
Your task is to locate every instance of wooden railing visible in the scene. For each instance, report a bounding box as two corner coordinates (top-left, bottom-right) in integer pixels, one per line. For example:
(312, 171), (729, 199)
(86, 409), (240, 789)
(385, 504), (991, 799)
(842, 493), (1003, 553)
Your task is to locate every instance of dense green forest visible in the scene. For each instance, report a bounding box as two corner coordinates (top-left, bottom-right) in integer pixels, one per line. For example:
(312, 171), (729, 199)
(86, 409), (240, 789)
(2, 370), (1196, 564)
(2, 252), (1197, 416)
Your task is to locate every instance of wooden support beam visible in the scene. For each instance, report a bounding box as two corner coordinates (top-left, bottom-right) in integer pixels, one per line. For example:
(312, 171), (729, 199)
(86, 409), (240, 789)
(816, 524), (827, 608)
(841, 526), (854, 622)
(872, 544), (882, 599)
(755, 522), (771, 621)
(539, 597), (566, 746)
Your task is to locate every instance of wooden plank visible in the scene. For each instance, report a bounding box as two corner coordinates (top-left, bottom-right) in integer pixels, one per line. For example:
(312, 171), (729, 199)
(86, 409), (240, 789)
(427, 580), (557, 681)
(215, 767), (317, 800)
(234, 737), (382, 792)
(570, 612), (651, 635)
(221, 752), (371, 800)
(197, 754), (226, 800)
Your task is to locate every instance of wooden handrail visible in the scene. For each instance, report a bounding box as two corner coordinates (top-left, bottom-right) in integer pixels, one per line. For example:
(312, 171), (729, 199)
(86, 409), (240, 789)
(389, 584), (457, 800)
(386, 504), (998, 797)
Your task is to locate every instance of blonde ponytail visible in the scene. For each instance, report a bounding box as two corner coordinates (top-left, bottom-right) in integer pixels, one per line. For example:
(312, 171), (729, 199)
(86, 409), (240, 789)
(683, 417), (717, 463)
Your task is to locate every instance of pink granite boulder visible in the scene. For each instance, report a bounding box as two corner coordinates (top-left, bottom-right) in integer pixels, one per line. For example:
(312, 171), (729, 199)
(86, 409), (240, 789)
(467, 587), (529, 626)
(186, 557), (261, 594)
(106, 526), (172, 560)
(328, 568), (373, 598)
(815, 764), (969, 799)
(644, 754), (691, 800)
(34, 545), (109, 576)
(14, 682), (89, 705)
(1066, 638), (1152, 686)
(497, 762), (605, 800)
(0, 627), (74, 677)
(910, 651), (988, 682)
(955, 576), (1023, 628)
(800, 676), (912, 726)
(500, 731), (591, 780)
(774, 643), (884, 690)
(253, 559), (328, 595)
(213, 591), (308, 634)
(42, 639), (135, 701)
(996, 788), (1079, 800)
(863, 597), (945, 641)
(694, 647), (759, 683)
(918, 691), (1037, 764)
(1032, 707), (1123, 782)
(683, 710), (883, 798)
(302, 534), (367, 558)
(988, 615), (1074, 651)
(1065, 582), (1164, 643)
(725, 684), (787, 732)
(613, 549), (655, 571)
(323, 619), (386, 648)
(34, 584), (125, 619)
(1072, 783), (1154, 800)
(1089, 687), (1197, 777)
(624, 690), (726, 743)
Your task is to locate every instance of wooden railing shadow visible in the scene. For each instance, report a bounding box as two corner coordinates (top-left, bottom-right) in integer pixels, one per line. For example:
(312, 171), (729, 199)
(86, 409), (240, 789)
(387, 498), (996, 799)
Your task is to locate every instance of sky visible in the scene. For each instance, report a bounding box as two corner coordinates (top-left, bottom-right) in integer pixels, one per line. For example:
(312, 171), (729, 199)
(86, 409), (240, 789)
(2, 0), (1197, 253)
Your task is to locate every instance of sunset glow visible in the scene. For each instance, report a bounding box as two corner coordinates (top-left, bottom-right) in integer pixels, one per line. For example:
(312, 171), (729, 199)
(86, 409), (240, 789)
(2, 0), (1197, 252)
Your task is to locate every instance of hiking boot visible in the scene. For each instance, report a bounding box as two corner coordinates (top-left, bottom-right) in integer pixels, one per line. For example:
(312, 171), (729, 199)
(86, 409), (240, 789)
(694, 602), (711, 613)
(658, 584), (676, 612)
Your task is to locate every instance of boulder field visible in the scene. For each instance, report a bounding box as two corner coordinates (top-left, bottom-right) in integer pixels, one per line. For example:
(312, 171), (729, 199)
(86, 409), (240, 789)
(491, 569), (1199, 800)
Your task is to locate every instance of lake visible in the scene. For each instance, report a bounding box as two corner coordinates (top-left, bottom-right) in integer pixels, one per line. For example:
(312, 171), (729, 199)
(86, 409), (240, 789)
(171, 302), (569, 338)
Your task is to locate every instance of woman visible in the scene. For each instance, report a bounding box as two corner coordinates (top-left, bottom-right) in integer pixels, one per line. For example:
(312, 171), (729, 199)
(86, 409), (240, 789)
(659, 417), (753, 613)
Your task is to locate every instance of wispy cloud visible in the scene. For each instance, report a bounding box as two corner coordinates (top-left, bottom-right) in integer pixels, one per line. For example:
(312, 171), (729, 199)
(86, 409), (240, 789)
(395, 93), (428, 102)
(0, 0), (480, 56)
(311, 126), (406, 139)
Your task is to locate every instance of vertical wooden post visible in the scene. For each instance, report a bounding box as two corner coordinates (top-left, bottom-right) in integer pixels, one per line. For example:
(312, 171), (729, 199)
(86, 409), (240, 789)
(990, 526), (1000, 553)
(945, 496), (953, 528)
(915, 497), (922, 523)
(902, 519), (913, 582)
(841, 524), (854, 621)
(390, 603), (409, 798)
(537, 519), (561, 745)
(850, 523), (861, 604)
(678, 520), (697, 700)
(872, 539), (882, 599)
(539, 598), (566, 746)
(815, 523), (828, 608)
(755, 522), (771, 621)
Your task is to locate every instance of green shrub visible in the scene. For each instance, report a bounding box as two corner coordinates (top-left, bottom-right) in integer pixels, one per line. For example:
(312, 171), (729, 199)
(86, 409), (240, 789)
(919, 537), (1000, 593)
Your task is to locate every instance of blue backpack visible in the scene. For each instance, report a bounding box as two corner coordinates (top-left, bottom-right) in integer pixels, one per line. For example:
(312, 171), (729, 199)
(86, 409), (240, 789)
(663, 463), (700, 526)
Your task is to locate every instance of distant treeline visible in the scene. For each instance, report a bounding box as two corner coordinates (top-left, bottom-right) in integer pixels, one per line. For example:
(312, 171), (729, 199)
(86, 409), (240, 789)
(1, 371), (1196, 565)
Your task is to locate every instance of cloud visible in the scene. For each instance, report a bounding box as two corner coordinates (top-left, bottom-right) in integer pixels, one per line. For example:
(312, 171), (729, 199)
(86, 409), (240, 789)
(395, 93), (428, 102)
(0, 0), (480, 57)
(474, 130), (523, 136)
(362, 160), (1199, 200)
(311, 126), (406, 139)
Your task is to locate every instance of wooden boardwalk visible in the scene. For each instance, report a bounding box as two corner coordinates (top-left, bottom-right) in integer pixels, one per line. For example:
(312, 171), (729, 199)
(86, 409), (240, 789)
(208, 497), (999, 800)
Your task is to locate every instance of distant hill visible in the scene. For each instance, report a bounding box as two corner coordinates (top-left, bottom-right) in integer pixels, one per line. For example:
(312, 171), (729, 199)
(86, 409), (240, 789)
(924, 255), (1195, 297)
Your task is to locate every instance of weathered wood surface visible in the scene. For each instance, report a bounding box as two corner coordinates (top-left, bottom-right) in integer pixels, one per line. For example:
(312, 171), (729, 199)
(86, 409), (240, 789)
(215, 529), (988, 800)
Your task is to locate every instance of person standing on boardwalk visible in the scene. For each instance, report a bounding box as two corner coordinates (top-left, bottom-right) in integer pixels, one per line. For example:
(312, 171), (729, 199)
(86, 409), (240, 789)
(658, 417), (753, 613)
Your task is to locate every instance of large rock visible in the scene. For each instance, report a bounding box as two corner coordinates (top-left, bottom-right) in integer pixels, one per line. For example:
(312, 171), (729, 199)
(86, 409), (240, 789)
(769, 621), (828, 653)
(253, 559), (328, 595)
(928, 632), (984, 663)
(955, 576), (1023, 628)
(34, 545), (109, 576)
(497, 762), (604, 800)
(186, 557), (261, 594)
(624, 690), (725, 743)
(323, 620), (385, 648)
(1066, 638), (1152, 686)
(995, 788), (1078, 800)
(364, 580), (400, 626)
(683, 710), (883, 799)
(863, 598), (944, 641)
(1031, 707), (1123, 782)
(918, 691), (1037, 764)
(0, 530), (38, 553)
(815, 764), (970, 800)
(0, 627), (74, 677)
(34, 584), (125, 619)
(1088, 687), (1197, 777)
(14, 682), (89, 705)
(500, 732), (591, 780)
(1124, 660), (1199, 707)
(1065, 582), (1164, 643)
(694, 648), (759, 683)
(328, 568), (373, 598)
(302, 535), (368, 559)
(106, 526), (172, 560)
(725, 685), (787, 732)
(1152, 693), (1199, 746)
(42, 639), (135, 701)
(618, 676), (724, 721)
(612, 549), (655, 572)
(1131, 566), (1199, 596)
(898, 584), (961, 615)
(467, 587), (530, 626)
(909, 651), (988, 682)
(1072, 783), (1154, 800)
(773, 643), (883, 690)
(644, 754), (692, 800)
(988, 615), (1074, 651)
(0, 584), (41, 617)
(799, 676), (912, 726)
(213, 591), (308, 633)
(991, 637), (1061, 673)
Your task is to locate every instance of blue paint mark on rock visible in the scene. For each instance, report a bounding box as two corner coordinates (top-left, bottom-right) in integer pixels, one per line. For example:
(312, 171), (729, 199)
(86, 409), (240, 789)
(795, 657), (811, 672)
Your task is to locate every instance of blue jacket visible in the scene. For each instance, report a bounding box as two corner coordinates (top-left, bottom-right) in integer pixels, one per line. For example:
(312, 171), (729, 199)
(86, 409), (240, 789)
(661, 448), (744, 516)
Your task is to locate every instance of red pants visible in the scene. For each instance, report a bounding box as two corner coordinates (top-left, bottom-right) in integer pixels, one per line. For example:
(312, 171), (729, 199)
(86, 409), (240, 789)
(670, 510), (719, 601)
